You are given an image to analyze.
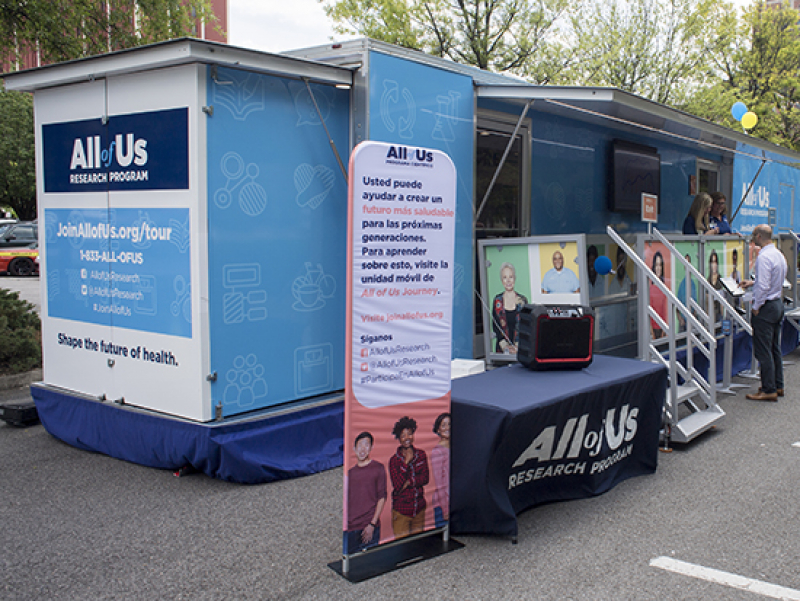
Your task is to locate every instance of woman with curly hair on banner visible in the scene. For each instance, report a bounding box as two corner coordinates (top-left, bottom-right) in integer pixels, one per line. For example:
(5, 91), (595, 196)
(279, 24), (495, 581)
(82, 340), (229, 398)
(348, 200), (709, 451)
(388, 416), (429, 539)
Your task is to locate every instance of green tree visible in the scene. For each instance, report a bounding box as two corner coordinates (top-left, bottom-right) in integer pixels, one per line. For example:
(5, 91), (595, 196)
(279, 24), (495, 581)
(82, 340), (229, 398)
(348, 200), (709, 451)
(323, 0), (571, 81)
(0, 288), (41, 375)
(563, 0), (737, 105)
(682, 2), (800, 151)
(0, 0), (219, 221)
(0, 0), (219, 67)
(0, 85), (35, 220)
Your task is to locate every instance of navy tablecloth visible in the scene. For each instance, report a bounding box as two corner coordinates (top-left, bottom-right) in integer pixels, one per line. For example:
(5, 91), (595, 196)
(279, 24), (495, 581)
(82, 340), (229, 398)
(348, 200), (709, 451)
(450, 355), (667, 537)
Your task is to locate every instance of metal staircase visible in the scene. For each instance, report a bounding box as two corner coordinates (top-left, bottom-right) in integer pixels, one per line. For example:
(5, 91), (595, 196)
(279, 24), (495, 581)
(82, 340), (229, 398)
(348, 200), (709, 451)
(607, 226), (752, 446)
(783, 231), (800, 335)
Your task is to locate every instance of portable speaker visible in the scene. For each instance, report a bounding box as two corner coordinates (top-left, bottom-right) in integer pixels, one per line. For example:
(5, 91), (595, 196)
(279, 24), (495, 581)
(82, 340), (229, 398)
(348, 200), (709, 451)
(517, 304), (594, 370)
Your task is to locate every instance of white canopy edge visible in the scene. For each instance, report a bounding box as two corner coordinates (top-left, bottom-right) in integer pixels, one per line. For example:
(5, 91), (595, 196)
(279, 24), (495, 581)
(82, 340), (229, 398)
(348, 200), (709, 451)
(2, 38), (354, 92)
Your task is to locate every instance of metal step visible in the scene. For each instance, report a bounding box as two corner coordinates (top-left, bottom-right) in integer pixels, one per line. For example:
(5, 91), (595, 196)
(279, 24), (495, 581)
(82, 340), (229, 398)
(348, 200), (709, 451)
(670, 406), (725, 444)
(668, 382), (701, 404)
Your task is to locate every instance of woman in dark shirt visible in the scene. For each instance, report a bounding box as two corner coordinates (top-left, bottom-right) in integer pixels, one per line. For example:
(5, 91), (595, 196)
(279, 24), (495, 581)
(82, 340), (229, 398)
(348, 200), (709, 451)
(683, 192), (718, 235)
(492, 262), (528, 353)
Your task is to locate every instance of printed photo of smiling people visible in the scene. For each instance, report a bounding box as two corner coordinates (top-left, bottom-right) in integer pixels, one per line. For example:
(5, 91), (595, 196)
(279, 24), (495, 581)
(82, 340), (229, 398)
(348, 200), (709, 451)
(343, 407), (451, 555)
(585, 241), (607, 299)
(673, 241), (700, 332)
(479, 241), (532, 361)
(643, 241), (672, 340)
(534, 241), (582, 304)
(478, 236), (588, 363)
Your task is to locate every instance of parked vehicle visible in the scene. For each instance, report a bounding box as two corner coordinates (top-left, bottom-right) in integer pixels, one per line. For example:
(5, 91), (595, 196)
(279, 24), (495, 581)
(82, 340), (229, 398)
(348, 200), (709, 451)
(0, 222), (37, 249)
(0, 244), (38, 276)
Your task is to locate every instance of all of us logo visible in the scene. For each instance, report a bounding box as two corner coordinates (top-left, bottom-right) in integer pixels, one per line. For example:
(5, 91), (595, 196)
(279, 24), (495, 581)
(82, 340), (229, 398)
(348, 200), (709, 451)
(70, 133), (148, 170)
(386, 145), (434, 164)
(43, 107), (189, 193)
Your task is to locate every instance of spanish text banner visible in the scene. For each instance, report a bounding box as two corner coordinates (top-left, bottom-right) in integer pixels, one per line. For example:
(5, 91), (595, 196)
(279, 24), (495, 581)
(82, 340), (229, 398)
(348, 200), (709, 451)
(343, 141), (456, 556)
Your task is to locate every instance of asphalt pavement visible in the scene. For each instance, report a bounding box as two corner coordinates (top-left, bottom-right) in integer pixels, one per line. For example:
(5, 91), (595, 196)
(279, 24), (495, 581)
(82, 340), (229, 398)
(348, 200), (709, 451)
(2, 276), (800, 600)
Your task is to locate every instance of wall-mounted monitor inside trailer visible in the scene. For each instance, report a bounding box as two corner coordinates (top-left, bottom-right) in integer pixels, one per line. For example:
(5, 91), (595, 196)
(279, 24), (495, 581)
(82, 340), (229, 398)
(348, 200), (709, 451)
(610, 140), (660, 213)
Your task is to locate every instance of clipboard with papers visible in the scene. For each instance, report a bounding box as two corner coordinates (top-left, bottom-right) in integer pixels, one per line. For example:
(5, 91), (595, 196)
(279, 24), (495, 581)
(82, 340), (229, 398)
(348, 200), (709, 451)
(720, 277), (745, 297)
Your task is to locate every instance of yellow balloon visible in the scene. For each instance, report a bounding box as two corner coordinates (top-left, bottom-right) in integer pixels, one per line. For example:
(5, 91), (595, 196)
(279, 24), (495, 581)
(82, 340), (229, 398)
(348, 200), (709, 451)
(741, 111), (758, 129)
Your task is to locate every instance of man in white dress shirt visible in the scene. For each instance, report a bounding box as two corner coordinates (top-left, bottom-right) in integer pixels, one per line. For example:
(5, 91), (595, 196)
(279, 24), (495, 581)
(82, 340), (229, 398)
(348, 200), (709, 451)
(741, 225), (788, 401)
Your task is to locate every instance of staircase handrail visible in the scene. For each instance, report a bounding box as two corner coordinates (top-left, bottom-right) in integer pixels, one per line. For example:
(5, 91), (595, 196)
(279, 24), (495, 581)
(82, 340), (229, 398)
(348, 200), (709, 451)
(651, 228), (752, 336)
(606, 226), (716, 346)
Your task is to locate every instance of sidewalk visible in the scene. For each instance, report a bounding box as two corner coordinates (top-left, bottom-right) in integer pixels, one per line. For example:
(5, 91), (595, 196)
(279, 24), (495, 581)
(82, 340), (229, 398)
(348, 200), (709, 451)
(0, 369), (42, 396)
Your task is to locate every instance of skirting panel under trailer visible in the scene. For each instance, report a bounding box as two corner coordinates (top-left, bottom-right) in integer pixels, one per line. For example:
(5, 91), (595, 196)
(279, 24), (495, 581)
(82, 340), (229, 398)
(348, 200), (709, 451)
(28, 321), (795, 486)
(30, 384), (344, 484)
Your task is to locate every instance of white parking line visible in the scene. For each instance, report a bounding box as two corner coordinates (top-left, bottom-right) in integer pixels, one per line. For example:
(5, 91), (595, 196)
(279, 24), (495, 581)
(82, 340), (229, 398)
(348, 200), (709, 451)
(792, 442), (800, 448)
(650, 557), (800, 600)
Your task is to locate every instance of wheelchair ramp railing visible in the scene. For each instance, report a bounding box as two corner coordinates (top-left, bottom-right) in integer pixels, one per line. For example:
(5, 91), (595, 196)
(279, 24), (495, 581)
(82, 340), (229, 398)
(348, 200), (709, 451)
(607, 226), (751, 446)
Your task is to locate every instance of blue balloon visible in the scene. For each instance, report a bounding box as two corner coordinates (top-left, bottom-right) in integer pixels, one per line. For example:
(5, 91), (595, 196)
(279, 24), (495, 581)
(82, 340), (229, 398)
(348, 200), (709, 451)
(731, 102), (748, 121)
(594, 255), (613, 275)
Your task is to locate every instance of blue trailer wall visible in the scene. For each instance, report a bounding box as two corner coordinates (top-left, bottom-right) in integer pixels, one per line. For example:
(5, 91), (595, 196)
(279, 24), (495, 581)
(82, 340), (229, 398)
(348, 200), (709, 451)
(367, 50), (475, 359)
(206, 66), (350, 417)
(732, 142), (800, 235)
(478, 98), (725, 236)
(529, 110), (723, 235)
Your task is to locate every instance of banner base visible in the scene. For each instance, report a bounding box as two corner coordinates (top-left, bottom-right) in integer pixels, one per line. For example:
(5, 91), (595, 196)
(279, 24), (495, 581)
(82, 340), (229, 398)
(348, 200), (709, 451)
(329, 532), (464, 583)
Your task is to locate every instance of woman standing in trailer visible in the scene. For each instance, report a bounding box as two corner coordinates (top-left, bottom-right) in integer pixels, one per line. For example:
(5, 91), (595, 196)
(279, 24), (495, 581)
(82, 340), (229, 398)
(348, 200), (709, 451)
(709, 192), (734, 235)
(683, 192), (719, 235)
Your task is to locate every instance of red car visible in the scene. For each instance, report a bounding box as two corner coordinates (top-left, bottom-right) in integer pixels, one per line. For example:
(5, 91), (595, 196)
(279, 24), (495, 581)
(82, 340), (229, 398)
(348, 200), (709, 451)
(0, 245), (39, 276)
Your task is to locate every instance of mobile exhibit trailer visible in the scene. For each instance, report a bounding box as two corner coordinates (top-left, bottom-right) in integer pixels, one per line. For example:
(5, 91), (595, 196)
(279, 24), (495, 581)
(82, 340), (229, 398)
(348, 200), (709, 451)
(4, 37), (800, 481)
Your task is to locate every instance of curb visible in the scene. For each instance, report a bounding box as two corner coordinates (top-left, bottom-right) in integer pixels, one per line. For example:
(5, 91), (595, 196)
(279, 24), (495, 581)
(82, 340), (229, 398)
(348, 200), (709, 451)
(0, 369), (42, 392)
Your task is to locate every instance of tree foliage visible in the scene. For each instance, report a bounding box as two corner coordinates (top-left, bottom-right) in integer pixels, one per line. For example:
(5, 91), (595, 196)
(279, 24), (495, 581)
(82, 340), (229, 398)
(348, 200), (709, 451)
(563, 0), (737, 106)
(324, 0), (800, 151)
(0, 288), (41, 376)
(0, 0), (218, 67)
(0, 85), (35, 220)
(0, 0), (219, 220)
(680, 3), (800, 151)
(323, 0), (570, 80)
(323, 0), (738, 91)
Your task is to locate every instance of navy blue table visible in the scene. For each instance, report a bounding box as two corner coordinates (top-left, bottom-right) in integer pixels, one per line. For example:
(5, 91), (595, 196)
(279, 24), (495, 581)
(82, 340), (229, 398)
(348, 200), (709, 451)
(450, 355), (667, 537)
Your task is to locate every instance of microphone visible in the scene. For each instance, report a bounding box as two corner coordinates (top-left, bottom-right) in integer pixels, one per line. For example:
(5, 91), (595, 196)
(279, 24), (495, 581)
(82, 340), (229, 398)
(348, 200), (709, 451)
(594, 255), (614, 276)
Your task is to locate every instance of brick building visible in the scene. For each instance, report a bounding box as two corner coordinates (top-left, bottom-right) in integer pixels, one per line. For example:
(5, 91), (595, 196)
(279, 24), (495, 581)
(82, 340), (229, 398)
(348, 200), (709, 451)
(765, 0), (800, 9)
(3, 0), (227, 72)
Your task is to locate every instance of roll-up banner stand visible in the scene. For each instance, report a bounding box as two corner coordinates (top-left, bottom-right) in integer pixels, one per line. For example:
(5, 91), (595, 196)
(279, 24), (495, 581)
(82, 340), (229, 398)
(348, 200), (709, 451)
(331, 142), (463, 581)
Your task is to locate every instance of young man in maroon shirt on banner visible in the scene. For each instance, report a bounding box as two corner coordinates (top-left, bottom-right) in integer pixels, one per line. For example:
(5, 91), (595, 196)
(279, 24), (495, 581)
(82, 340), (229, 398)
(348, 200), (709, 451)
(344, 432), (387, 554)
(389, 416), (430, 538)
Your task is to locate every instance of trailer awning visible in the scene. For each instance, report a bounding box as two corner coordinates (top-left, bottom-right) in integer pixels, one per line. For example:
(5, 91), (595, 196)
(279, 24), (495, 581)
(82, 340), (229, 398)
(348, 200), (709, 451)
(477, 84), (800, 163)
(2, 38), (354, 92)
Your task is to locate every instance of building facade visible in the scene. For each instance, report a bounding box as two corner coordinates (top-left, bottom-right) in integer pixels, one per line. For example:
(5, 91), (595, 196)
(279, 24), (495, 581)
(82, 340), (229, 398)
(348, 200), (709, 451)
(3, 0), (227, 72)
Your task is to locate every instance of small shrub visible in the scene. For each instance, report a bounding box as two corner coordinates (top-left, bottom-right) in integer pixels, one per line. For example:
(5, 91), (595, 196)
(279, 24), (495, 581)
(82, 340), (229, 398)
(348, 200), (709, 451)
(0, 288), (41, 375)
